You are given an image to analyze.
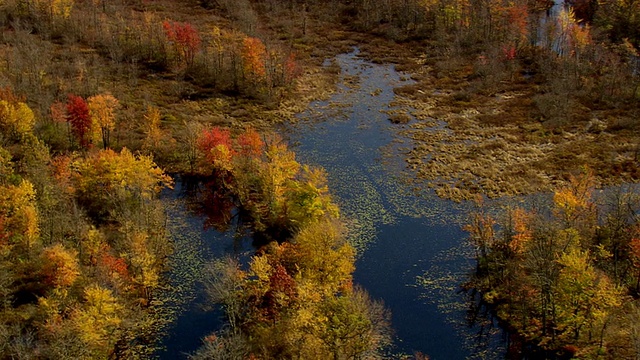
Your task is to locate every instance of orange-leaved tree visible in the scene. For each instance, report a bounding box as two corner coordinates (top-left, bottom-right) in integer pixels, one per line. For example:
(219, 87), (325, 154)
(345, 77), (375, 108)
(242, 37), (267, 81)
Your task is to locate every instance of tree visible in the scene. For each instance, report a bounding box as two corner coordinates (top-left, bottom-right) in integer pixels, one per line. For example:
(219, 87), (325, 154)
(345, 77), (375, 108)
(204, 257), (246, 331)
(72, 285), (124, 355)
(96, 244), (131, 292)
(198, 127), (236, 173)
(464, 196), (496, 261)
(285, 166), (340, 231)
(127, 232), (160, 302)
(242, 37), (267, 81)
(66, 94), (92, 148)
(594, 0), (640, 47)
(71, 148), (173, 220)
(87, 94), (119, 149)
(553, 247), (622, 353)
(198, 218), (388, 359)
(163, 20), (201, 67)
(318, 288), (391, 360)
(0, 99), (35, 139)
(180, 120), (205, 173)
(553, 169), (596, 232)
(237, 127), (263, 157)
(41, 244), (80, 289)
(141, 105), (164, 152)
(508, 207), (533, 255)
(0, 179), (39, 252)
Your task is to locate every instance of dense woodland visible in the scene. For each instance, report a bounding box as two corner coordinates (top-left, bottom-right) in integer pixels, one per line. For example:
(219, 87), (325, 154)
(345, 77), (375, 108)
(466, 172), (640, 358)
(0, 0), (637, 358)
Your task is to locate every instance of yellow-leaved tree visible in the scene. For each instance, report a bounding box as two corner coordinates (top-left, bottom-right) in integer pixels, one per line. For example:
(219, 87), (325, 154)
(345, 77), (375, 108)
(127, 232), (160, 302)
(0, 179), (39, 252)
(87, 94), (119, 149)
(72, 147), (173, 220)
(0, 100), (35, 139)
(142, 105), (164, 152)
(72, 284), (124, 356)
(41, 244), (80, 289)
(552, 247), (623, 355)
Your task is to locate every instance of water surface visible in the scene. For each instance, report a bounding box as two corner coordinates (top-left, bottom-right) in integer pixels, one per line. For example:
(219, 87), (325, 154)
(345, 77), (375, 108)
(158, 49), (509, 359)
(286, 49), (507, 359)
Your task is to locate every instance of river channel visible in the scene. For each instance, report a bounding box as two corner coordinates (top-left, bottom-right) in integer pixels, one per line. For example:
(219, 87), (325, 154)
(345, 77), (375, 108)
(157, 49), (508, 359)
(285, 49), (507, 359)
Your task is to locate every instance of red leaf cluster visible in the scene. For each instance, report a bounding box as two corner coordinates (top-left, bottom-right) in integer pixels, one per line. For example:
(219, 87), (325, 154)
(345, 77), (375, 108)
(262, 263), (297, 319)
(66, 94), (91, 148)
(198, 127), (235, 163)
(163, 20), (201, 64)
(502, 45), (517, 61)
(98, 246), (130, 281)
(269, 264), (296, 296)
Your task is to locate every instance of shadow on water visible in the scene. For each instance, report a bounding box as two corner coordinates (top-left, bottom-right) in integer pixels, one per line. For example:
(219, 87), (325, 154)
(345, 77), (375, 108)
(155, 177), (254, 360)
(284, 49), (507, 359)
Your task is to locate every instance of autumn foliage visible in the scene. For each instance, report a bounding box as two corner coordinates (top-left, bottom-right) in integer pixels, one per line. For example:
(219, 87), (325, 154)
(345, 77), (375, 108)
(0, 88), (35, 139)
(198, 219), (388, 359)
(467, 170), (640, 357)
(196, 127), (337, 236)
(187, 123), (388, 358)
(198, 127), (236, 171)
(66, 94), (92, 148)
(242, 37), (267, 79)
(87, 93), (119, 149)
(163, 20), (201, 66)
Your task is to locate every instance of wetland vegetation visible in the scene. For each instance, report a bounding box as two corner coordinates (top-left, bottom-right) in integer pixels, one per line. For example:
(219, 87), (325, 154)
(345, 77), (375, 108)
(0, 0), (639, 358)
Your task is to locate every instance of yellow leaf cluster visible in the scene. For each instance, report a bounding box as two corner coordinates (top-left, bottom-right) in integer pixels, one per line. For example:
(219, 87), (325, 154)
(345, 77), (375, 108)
(32, 0), (74, 19)
(82, 227), (105, 265)
(128, 232), (159, 292)
(142, 106), (163, 150)
(51, 0), (73, 19)
(42, 244), (80, 288)
(88, 93), (119, 144)
(264, 141), (300, 202)
(0, 100), (35, 137)
(291, 219), (354, 294)
(73, 285), (124, 349)
(211, 144), (234, 173)
(73, 148), (173, 201)
(553, 248), (623, 344)
(0, 179), (39, 249)
(0, 146), (13, 181)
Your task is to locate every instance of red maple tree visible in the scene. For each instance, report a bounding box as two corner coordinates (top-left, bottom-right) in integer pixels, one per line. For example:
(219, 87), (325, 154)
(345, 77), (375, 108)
(163, 20), (201, 66)
(66, 94), (92, 148)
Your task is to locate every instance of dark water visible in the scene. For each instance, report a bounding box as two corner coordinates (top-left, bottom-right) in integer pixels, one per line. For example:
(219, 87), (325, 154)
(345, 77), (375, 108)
(157, 49), (508, 359)
(155, 181), (254, 359)
(285, 49), (507, 359)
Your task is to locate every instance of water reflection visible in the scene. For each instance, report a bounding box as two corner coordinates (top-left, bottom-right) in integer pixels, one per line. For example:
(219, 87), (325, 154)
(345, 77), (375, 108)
(156, 178), (253, 359)
(285, 49), (507, 358)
